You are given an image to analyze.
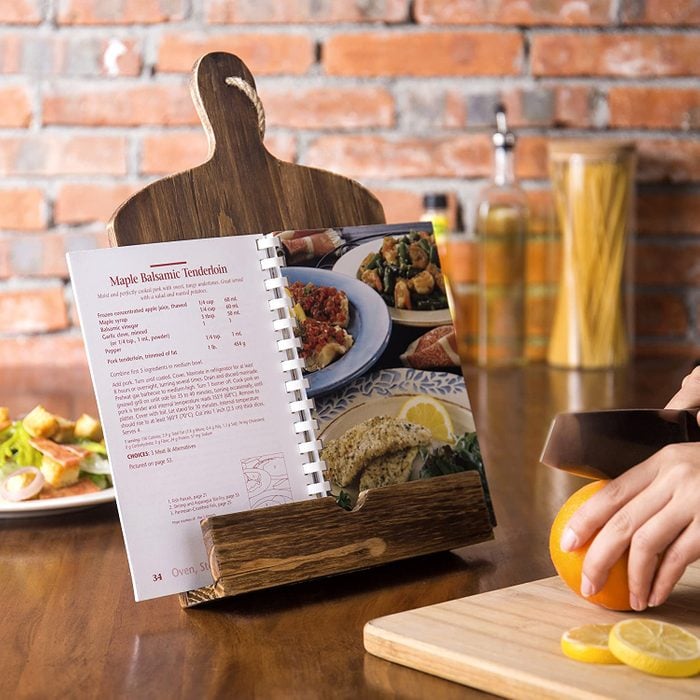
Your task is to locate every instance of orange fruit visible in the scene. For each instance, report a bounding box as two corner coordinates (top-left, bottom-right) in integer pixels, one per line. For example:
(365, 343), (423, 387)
(549, 480), (632, 611)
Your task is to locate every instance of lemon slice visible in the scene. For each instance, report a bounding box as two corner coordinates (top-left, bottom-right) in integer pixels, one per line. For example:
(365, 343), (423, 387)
(608, 619), (700, 678)
(397, 396), (454, 442)
(561, 624), (620, 664)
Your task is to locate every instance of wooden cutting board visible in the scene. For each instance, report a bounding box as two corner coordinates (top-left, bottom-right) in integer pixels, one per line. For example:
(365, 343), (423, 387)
(364, 562), (700, 699)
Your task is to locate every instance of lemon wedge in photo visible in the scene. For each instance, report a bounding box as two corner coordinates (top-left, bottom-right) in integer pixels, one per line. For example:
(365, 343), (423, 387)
(561, 624), (620, 664)
(608, 619), (700, 678)
(397, 396), (454, 442)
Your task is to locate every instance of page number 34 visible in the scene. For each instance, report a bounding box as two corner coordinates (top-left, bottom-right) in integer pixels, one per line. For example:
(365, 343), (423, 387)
(152, 573), (163, 582)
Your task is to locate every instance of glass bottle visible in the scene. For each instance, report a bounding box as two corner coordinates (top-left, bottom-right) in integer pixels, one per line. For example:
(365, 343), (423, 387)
(420, 192), (449, 249)
(475, 104), (528, 367)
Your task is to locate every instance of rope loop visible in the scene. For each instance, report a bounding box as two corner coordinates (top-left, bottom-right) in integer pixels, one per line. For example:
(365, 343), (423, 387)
(224, 76), (266, 139)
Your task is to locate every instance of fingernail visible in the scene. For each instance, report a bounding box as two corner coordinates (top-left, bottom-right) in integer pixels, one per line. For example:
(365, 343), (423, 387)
(630, 593), (642, 611)
(580, 574), (596, 597)
(560, 527), (578, 552)
(648, 595), (658, 608)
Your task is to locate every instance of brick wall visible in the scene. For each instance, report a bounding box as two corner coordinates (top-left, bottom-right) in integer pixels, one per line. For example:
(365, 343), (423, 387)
(0, 0), (698, 366)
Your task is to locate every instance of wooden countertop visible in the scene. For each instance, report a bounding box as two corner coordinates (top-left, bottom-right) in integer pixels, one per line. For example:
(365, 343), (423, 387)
(0, 358), (693, 699)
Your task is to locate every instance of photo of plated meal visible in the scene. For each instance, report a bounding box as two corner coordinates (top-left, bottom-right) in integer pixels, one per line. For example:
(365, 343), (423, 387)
(0, 404), (114, 517)
(283, 267), (392, 397)
(332, 233), (453, 328)
(315, 368), (491, 512)
(288, 280), (353, 372)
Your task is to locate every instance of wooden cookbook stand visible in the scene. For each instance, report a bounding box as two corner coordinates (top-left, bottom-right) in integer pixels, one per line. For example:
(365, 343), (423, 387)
(108, 52), (495, 608)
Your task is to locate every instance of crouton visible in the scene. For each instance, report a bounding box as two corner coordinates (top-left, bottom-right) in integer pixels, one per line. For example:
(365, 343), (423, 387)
(23, 405), (58, 439)
(0, 406), (10, 432)
(74, 414), (103, 442)
(52, 416), (76, 443)
(40, 454), (80, 488)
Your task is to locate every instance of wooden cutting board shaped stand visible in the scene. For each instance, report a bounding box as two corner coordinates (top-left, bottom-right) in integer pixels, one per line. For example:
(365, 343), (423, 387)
(108, 51), (495, 608)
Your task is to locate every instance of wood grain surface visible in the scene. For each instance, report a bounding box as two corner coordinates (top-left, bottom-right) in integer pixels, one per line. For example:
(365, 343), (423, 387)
(365, 562), (700, 699)
(181, 472), (493, 606)
(1, 358), (695, 699)
(108, 52), (384, 247)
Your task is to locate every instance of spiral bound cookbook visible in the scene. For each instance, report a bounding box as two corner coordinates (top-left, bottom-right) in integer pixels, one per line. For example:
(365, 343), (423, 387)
(68, 234), (328, 600)
(68, 226), (491, 603)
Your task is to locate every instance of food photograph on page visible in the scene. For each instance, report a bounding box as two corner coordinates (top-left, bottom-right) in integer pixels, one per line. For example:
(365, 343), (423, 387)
(283, 224), (493, 520)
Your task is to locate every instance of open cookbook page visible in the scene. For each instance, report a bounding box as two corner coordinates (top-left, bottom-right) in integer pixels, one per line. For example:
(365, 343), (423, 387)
(68, 235), (320, 601)
(292, 224), (491, 519)
(68, 223), (493, 601)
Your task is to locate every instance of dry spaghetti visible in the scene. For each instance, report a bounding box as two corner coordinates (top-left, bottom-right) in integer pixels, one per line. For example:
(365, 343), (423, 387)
(547, 141), (636, 368)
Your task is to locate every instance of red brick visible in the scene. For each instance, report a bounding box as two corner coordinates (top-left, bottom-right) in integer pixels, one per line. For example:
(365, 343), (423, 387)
(637, 191), (700, 235)
(635, 292), (688, 336)
(207, 0), (409, 23)
(4, 230), (108, 279)
(0, 335), (88, 367)
(0, 34), (141, 77)
(0, 0), (42, 23)
(636, 242), (700, 285)
(324, 31), (523, 77)
(260, 86), (394, 130)
(609, 87), (700, 130)
(157, 33), (314, 74)
(0, 287), (68, 334)
(58, 0), (187, 24)
(531, 34), (700, 77)
(0, 85), (32, 127)
(0, 188), (45, 231)
(415, 0), (611, 25)
(505, 86), (593, 128)
(141, 130), (297, 175)
(441, 85), (592, 129)
(0, 35), (24, 73)
(372, 189), (423, 224)
(620, 0), (700, 25)
(43, 85), (198, 127)
(637, 140), (700, 183)
(264, 133), (298, 164)
(0, 136), (127, 176)
(306, 134), (492, 179)
(140, 131), (210, 175)
(514, 136), (549, 179)
(55, 184), (141, 225)
(372, 189), (460, 229)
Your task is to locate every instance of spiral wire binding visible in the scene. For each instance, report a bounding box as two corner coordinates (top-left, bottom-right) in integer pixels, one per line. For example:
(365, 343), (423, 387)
(256, 234), (330, 498)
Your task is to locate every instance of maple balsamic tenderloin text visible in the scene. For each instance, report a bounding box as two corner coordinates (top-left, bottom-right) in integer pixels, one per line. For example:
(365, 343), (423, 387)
(109, 264), (229, 288)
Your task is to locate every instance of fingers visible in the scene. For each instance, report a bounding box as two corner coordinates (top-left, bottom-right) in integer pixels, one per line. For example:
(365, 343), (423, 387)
(578, 473), (671, 604)
(666, 366), (700, 413)
(625, 500), (690, 610)
(573, 446), (700, 610)
(560, 464), (656, 553)
(648, 518), (700, 607)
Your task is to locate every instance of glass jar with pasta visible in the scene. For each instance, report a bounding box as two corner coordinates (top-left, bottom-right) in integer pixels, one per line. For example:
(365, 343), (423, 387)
(547, 141), (636, 368)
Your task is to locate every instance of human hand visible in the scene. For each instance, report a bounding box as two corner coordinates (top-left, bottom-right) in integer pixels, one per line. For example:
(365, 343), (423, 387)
(560, 366), (700, 610)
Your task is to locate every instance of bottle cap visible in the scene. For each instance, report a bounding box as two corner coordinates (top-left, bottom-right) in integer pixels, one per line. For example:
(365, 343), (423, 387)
(423, 193), (447, 209)
(493, 103), (515, 150)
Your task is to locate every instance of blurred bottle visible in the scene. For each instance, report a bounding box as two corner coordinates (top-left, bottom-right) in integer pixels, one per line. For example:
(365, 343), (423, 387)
(475, 104), (527, 367)
(420, 193), (449, 251)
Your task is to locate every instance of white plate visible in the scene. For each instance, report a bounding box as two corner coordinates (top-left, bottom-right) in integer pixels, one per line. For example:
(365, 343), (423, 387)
(315, 368), (475, 496)
(0, 487), (115, 519)
(284, 267), (392, 397)
(315, 368), (474, 439)
(332, 240), (453, 328)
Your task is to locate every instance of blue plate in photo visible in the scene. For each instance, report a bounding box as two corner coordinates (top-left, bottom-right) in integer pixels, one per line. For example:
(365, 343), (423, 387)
(283, 266), (392, 398)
